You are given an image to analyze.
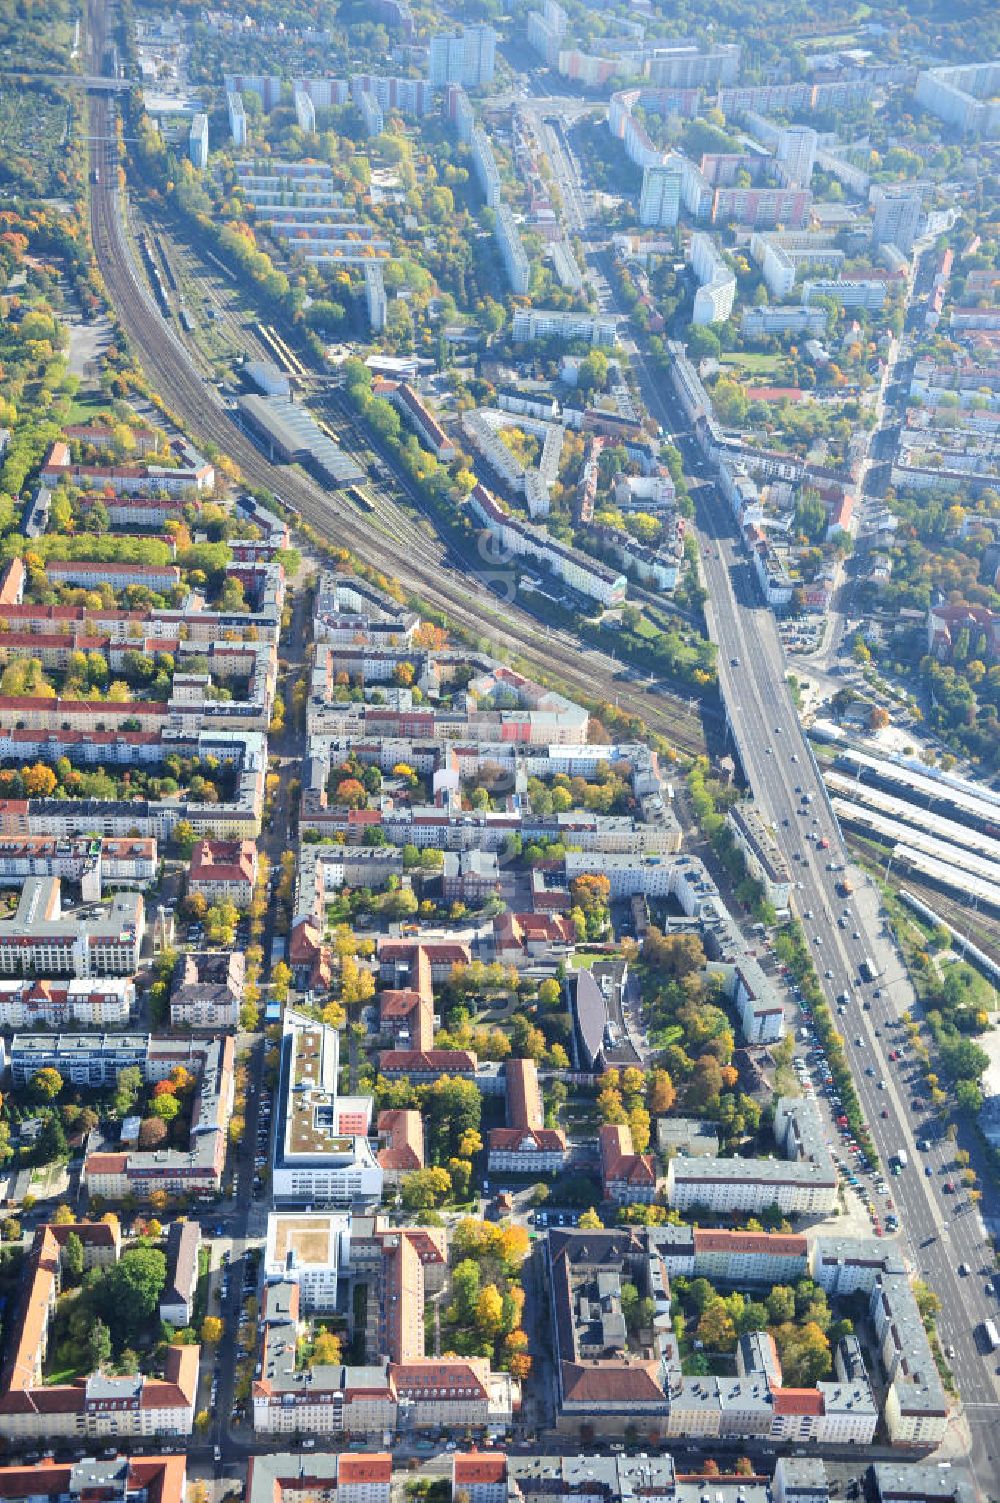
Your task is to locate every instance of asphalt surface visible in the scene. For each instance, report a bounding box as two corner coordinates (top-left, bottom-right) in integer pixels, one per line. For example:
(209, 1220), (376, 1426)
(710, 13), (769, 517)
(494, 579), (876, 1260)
(536, 108), (1000, 1492)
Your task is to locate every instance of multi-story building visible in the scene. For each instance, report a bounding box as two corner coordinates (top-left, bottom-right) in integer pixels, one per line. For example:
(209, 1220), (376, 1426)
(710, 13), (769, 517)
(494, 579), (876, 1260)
(0, 878), (142, 978)
(802, 277), (887, 310)
(713, 187), (812, 231)
(159, 1221), (201, 1327)
(188, 838), (257, 906)
(599, 1121), (657, 1202)
(915, 61), (1000, 136)
(189, 113), (209, 169)
(294, 88), (315, 133)
(263, 1211), (352, 1311)
(470, 126), (501, 207)
(469, 484), (627, 607)
(488, 1057), (568, 1174)
(645, 44), (740, 87)
(365, 262), (387, 332)
(871, 186), (922, 254)
(388, 383), (456, 461)
(741, 305), (828, 338)
(359, 90), (384, 138)
(271, 1009), (382, 1205)
(526, 0), (567, 65)
(0, 1222), (198, 1440)
(0, 1458), (187, 1503)
(690, 233), (737, 325)
(726, 802), (792, 911)
(227, 91), (247, 146)
(0, 834), (155, 896)
(666, 1098), (837, 1215)
(639, 163), (682, 228)
(775, 126), (817, 187)
(170, 950), (244, 1029)
(0, 976), (134, 1029)
(247, 1454), (393, 1503)
(81, 1037), (235, 1200)
(495, 207), (530, 295)
(512, 307), (616, 347)
(427, 25), (496, 87)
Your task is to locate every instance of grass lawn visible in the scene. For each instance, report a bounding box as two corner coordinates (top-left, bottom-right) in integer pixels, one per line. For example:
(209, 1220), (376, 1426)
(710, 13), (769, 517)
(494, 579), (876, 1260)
(720, 352), (784, 377)
(63, 392), (111, 425)
(633, 614), (660, 640)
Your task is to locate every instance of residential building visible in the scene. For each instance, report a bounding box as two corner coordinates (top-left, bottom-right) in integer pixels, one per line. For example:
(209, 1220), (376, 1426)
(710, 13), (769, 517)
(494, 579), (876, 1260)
(496, 207), (530, 295)
(665, 1098), (837, 1215)
(512, 307), (616, 347)
(271, 1009), (382, 1206)
(0, 976), (135, 1029)
(871, 186), (922, 254)
(228, 91), (247, 146)
(488, 1057), (568, 1174)
(915, 61), (1000, 137)
(0, 1457), (186, 1503)
(0, 878), (142, 977)
(742, 305), (828, 338)
(470, 126), (501, 207)
(388, 383), (456, 461)
(775, 126), (817, 187)
(359, 90), (384, 138)
(600, 1121), (657, 1202)
(294, 88), (316, 133)
(159, 1221), (201, 1327)
(0, 1222), (198, 1440)
(170, 950), (244, 1029)
(428, 25), (496, 87)
(639, 163), (682, 228)
(188, 838), (257, 905)
(189, 112), (209, 169)
(377, 1108), (425, 1183)
(527, 1), (567, 65)
(690, 233), (737, 325)
(726, 803), (792, 911)
(365, 262), (387, 333)
(802, 278), (887, 310)
(80, 1037), (235, 1200)
(247, 1454), (393, 1503)
(713, 187), (812, 230)
(0, 834), (155, 894)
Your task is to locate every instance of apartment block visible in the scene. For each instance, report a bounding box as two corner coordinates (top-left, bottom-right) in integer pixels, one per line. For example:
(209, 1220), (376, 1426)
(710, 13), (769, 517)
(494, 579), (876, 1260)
(271, 1009), (382, 1206)
(496, 207), (530, 295)
(428, 25), (496, 87)
(0, 878), (142, 978)
(639, 163), (682, 228)
(365, 261), (387, 332)
(512, 307), (616, 347)
(665, 1097), (837, 1215)
(189, 112), (208, 169)
(690, 233), (736, 325)
(488, 1056), (568, 1174)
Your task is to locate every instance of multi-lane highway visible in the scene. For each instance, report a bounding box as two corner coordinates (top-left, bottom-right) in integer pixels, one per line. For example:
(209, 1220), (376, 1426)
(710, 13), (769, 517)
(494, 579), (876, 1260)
(538, 104), (1000, 1486)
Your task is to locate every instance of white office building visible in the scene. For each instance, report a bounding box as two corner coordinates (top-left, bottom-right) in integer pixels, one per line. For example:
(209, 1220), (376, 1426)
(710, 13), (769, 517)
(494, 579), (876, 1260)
(871, 186), (922, 254)
(512, 307), (616, 347)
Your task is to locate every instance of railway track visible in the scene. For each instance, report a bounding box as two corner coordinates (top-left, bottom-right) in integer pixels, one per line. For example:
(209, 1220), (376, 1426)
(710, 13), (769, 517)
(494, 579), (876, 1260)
(86, 92), (707, 756)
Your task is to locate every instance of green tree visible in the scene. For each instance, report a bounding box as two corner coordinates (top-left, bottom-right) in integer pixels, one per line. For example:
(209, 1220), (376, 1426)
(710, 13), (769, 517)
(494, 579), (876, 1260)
(63, 1231), (85, 1286)
(29, 1067), (63, 1102)
(87, 1317), (112, 1371)
(97, 1247), (168, 1348)
(113, 1065), (142, 1118)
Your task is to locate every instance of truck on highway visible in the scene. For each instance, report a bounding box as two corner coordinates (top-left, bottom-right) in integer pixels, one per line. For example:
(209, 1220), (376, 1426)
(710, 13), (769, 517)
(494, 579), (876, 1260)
(860, 956), (877, 982)
(837, 877), (854, 897)
(983, 1319), (1000, 1351)
(895, 1149), (908, 1170)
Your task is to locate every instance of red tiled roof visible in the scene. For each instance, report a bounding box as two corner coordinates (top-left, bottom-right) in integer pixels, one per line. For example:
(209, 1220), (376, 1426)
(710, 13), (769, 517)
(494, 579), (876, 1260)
(453, 1455), (508, 1485)
(337, 1454), (392, 1484)
(773, 1387), (824, 1416)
